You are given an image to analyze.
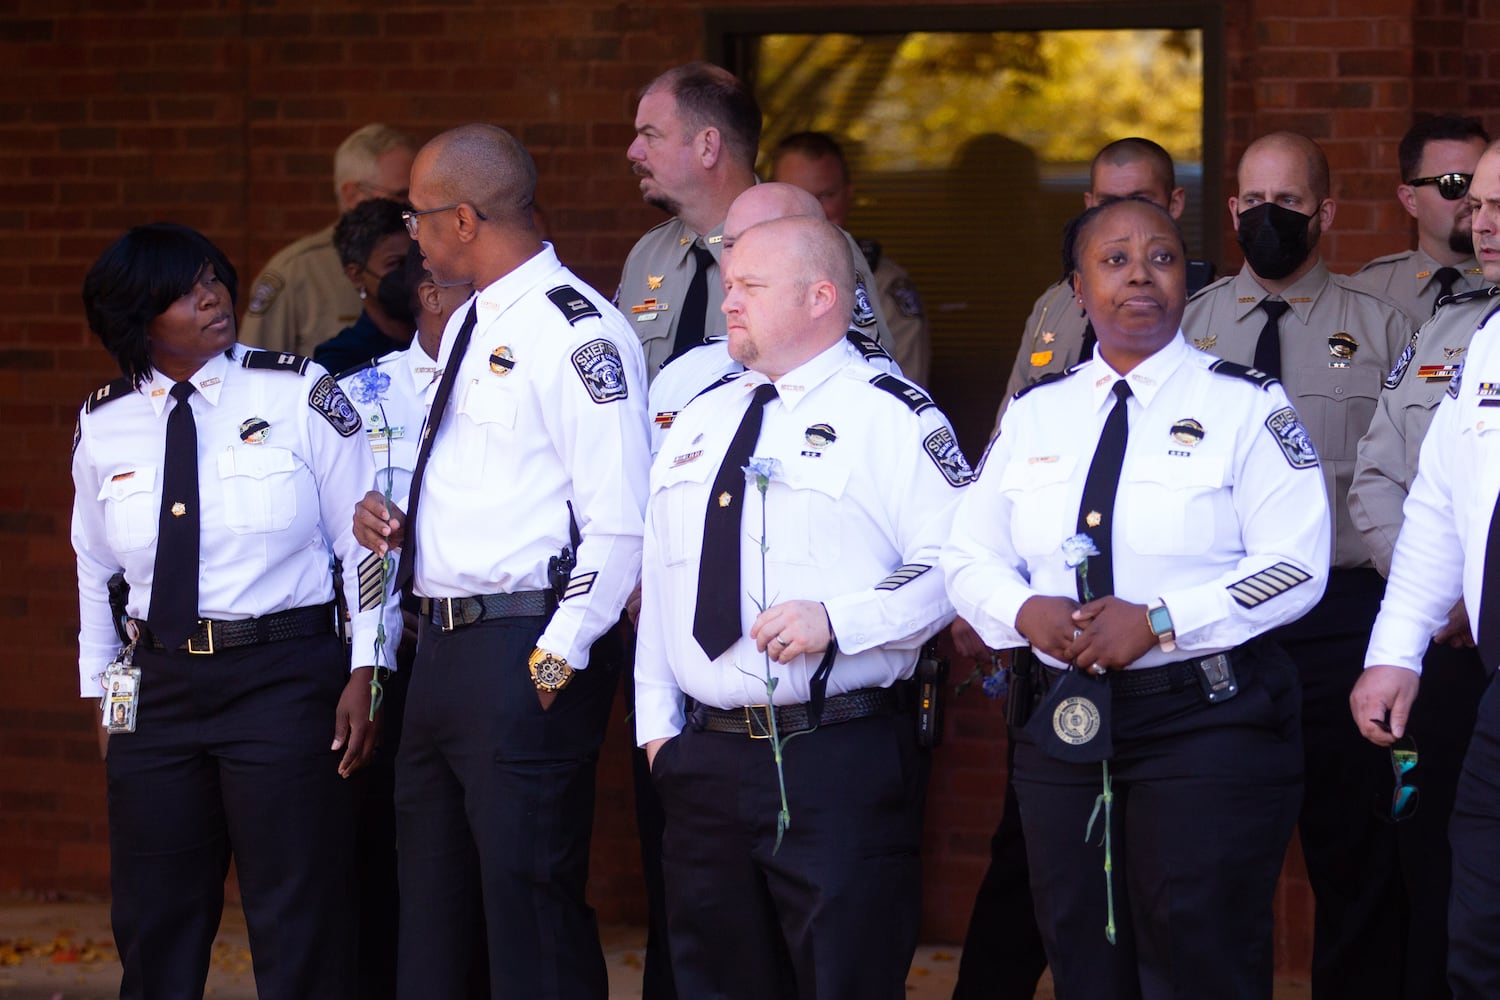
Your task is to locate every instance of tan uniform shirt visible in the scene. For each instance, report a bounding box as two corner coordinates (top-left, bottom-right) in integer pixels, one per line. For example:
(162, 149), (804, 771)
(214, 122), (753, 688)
(868, 249), (931, 388)
(993, 279), (1088, 433)
(1183, 261), (1412, 569)
(618, 217), (891, 383)
(1349, 288), (1499, 575)
(1349, 247), (1483, 328)
(238, 224), (363, 356)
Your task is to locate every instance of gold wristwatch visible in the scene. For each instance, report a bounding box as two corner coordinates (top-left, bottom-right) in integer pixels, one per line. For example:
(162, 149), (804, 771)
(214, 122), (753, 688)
(528, 648), (575, 693)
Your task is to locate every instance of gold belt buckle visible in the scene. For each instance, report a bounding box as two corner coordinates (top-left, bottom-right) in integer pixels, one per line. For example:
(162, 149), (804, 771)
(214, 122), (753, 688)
(743, 704), (772, 739)
(186, 620), (215, 654)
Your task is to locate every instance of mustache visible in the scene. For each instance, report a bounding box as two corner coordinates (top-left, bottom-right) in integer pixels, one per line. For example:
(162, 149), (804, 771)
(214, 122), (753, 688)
(632, 163), (652, 178)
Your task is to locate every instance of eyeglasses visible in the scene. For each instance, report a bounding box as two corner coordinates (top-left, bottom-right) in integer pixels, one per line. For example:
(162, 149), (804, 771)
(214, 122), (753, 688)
(1406, 172), (1472, 201)
(401, 204), (488, 238)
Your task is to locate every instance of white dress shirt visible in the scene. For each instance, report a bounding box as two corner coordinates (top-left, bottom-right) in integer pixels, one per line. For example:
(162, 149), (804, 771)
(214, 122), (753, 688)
(1365, 307), (1500, 674)
(944, 333), (1331, 670)
(71, 345), (400, 695)
(634, 339), (966, 745)
(411, 244), (650, 670)
(339, 345), (441, 501)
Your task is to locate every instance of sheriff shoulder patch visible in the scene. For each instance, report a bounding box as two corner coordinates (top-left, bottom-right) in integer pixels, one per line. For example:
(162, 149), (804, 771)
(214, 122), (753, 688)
(1266, 406), (1318, 469)
(246, 272), (285, 316)
(923, 426), (974, 486)
(1385, 330), (1419, 390)
(1449, 360), (1466, 399)
(852, 278), (877, 328)
(890, 277), (924, 318)
(309, 374), (361, 437)
(571, 338), (629, 403)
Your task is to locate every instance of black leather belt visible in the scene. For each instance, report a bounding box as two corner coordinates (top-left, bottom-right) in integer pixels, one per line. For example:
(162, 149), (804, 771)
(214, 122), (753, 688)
(1047, 649), (1239, 699)
(137, 603), (336, 654)
(691, 686), (896, 737)
(423, 590), (555, 631)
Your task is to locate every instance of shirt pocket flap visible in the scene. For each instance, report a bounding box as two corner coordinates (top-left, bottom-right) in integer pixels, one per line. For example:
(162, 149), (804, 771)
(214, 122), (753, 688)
(216, 445), (297, 481)
(778, 460), (850, 500)
(1127, 455), (1225, 490)
(98, 466), (157, 503)
(458, 379), (518, 428)
(996, 455), (1078, 493)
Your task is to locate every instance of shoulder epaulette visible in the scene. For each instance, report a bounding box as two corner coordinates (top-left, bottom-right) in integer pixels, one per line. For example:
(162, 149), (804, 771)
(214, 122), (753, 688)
(857, 237), (882, 272)
(334, 356), (379, 381)
(1436, 285), (1500, 310)
(83, 376), (133, 413)
(690, 371), (742, 403)
(1353, 250), (1414, 274)
(869, 373), (935, 413)
(546, 285), (602, 325)
(242, 350), (311, 374)
(1012, 364), (1083, 403)
(845, 329), (893, 362)
(1186, 274), (1235, 304)
(1208, 358), (1279, 390)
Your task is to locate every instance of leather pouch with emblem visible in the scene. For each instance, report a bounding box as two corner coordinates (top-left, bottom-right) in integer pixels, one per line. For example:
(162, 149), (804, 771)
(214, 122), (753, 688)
(1021, 668), (1113, 763)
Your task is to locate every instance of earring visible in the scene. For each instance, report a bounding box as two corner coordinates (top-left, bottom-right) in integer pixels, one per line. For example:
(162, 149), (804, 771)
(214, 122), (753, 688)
(359, 287), (368, 300)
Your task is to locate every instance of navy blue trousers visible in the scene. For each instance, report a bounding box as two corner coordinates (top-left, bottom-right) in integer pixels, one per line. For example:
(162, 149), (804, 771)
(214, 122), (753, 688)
(106, 633), (357, 1000)
(394, 614), (618, 1000)
(1013, 640), (1302, 1000)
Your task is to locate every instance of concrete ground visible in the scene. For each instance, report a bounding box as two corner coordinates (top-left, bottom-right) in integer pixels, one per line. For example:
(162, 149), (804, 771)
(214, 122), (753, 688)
(0, 895), (1311, 999)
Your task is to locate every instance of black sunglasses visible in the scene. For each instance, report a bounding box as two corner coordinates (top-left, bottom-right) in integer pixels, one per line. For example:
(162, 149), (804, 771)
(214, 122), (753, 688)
(1407, 172), (1472, 201)
(1370, 716), (1419, 821)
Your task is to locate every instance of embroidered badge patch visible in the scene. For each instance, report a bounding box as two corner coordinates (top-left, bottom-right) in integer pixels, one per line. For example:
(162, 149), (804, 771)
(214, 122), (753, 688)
(1266, 407), (1318, 468)
(923, 426), (974, 486)
(891, 277), (924, 318)
(852, 278), (877, 328)
(1449, 361), (1466, 399)
(571, 338), (629, 403)
(246, 273), (284, 316)
(309, 374), (362, 437)
(1385, 331), (1419, 390)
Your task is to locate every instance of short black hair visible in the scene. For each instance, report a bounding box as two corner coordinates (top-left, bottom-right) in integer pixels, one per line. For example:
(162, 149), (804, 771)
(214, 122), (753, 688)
(81, 223), (238, 388)
(771, 131), (850, 182)
(648, 62), (762, 171)
(1091, 137), (1177, 193)
(333, 197), (409, 268)
(1062, 195), (1186, 276)
(1399, 115), (1490, 181)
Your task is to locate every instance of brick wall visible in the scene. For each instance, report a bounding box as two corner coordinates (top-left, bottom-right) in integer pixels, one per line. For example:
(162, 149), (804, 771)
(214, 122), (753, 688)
(1, 0), (1489, 974)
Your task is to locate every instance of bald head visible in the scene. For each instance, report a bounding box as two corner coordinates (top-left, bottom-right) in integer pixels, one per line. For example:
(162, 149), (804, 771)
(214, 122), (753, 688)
(723, 182), (824, 251)
(1240, 132), (1330, 203)
(419, 124), (537, 227)
(722, 216), (854, 378)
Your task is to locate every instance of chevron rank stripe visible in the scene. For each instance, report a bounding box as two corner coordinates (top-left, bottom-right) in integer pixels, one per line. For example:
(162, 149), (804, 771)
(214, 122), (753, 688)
(1228, 561), (1311, 608)
(562, 571), (597, 602)
(357, 553), (386, 612)
(875, 564), (931, 592)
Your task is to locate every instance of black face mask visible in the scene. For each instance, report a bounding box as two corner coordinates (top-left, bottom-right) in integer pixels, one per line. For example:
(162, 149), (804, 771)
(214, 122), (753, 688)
(1236, 202), (1316, 281)
(375, 267), (417, 325)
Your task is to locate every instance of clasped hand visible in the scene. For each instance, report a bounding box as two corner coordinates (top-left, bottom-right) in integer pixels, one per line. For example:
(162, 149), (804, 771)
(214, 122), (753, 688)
(1016, 594), (1158, 673)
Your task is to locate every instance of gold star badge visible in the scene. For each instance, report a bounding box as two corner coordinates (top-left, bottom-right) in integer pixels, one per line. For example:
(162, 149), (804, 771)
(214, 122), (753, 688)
(718, 491), (732, 508)
(1086, 511), (1102, 528)
(647, 274), (663, 290)
(171, 502), (187, 517)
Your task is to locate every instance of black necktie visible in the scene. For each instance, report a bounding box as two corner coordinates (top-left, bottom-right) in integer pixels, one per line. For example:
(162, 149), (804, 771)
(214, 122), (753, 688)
(1075, 380), (1132, 601)
(693, 383), (778, 659)
(1479, 494), (1500, 670)
(668, 245), (715, 365)
(1433, 266), (1461, 314)
(1255, 299), (1291, 379)
(393, 301), (478, 593)
(148, 381), (200, 648)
